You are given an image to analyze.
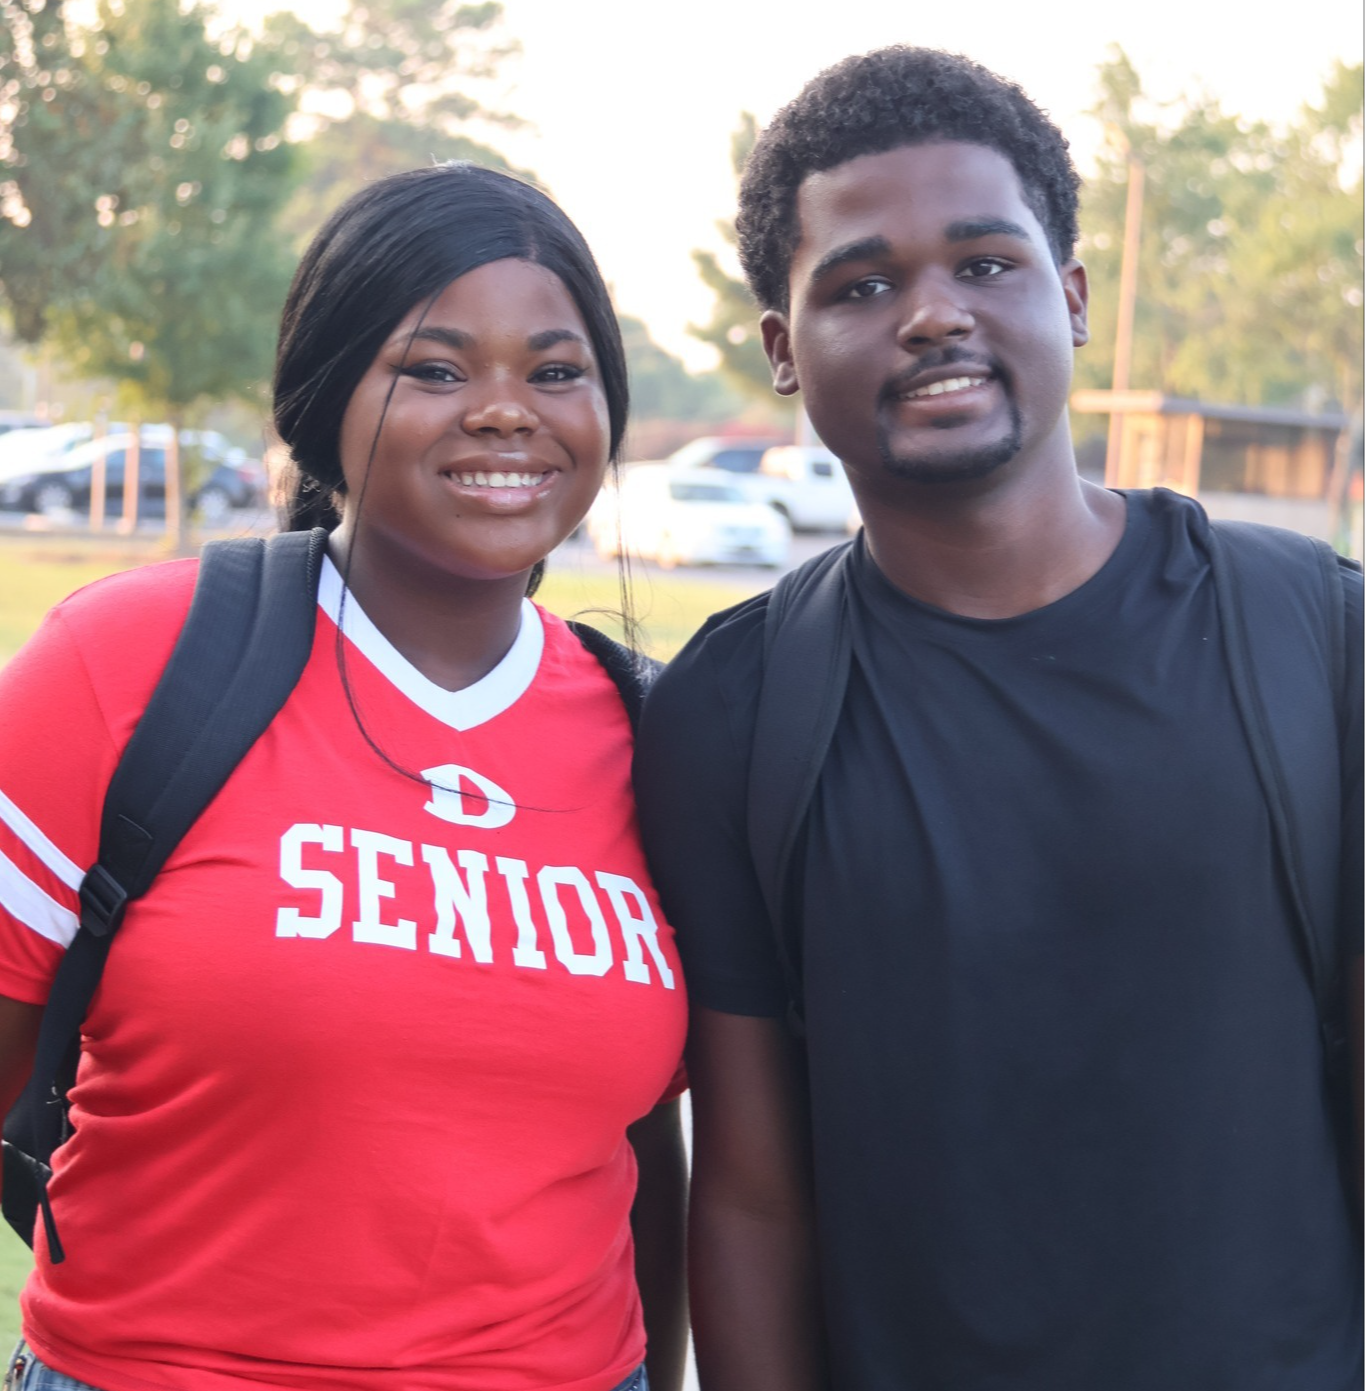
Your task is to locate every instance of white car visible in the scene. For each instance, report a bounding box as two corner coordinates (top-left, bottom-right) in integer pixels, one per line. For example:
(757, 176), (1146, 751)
(746, 445), (856, 531)
(589, 466), (790, 569)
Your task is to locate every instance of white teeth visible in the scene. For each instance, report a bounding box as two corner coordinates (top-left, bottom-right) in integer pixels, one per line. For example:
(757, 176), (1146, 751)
(905, 375), (986, 399)
(450, 470), (547, 489)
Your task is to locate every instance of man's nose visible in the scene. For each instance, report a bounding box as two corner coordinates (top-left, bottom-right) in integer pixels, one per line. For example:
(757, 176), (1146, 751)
(897, 275), (975, 349)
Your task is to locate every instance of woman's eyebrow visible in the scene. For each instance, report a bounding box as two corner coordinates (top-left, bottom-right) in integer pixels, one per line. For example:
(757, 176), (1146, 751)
(408, 325), (474, 350)
(528, 328), (588, 351)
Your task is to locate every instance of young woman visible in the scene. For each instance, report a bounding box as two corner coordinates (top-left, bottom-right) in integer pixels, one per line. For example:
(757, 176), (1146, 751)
(0, 163), (687, 1391)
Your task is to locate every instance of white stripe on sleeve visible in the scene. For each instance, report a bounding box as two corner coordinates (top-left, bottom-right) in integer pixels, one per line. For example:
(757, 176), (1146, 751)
(0, 846), (79, 948)
(0, 788), (82, 890)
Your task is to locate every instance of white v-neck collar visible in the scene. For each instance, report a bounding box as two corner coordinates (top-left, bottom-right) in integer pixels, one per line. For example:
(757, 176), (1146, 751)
(317, 556), (544, 731)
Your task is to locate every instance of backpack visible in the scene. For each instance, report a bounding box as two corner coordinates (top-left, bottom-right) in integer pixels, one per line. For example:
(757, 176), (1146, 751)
(2, 530), (659, 1259)
(747, 510), (1361, 1083)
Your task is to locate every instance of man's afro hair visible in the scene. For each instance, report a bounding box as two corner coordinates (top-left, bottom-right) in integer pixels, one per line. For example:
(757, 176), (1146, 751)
(737, 47), (1082, 312)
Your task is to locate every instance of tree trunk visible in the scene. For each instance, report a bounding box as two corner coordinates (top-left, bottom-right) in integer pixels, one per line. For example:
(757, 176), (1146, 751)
(166, 416), (188, 556)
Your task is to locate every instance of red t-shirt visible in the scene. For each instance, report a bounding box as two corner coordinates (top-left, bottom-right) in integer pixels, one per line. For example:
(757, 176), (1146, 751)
(0, 558), (686, 1391)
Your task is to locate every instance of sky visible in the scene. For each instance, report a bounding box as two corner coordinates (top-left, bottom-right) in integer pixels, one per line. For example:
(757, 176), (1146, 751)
(263, 0), (1362, 370)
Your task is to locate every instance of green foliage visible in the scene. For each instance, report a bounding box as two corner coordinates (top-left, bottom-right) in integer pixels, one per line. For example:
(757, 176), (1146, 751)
(263, 0), (516, 132)
(264, 0), (525, 246)
(1077, 50), (1363, 414)
(279, 111), (520, 248)
(688, 113), (787, 404)
(0, 0), (133, 343)
(0, 0), (527, 421)
(621, 313), (738, 423)
(0, 0), (298, 417)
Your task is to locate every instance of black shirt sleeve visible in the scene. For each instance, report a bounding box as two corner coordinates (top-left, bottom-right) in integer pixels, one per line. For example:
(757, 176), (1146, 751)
(1337, 556), (1362, 960)
(633, 598), (789, 1017)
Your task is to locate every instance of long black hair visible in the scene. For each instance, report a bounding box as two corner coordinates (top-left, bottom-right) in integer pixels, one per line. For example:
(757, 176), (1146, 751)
(273, 161), (629, 535)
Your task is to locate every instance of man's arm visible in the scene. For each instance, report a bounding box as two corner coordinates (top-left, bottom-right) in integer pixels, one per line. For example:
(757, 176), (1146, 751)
(688, 1006), (827, 1391)
(629, 1098), (688, 1391)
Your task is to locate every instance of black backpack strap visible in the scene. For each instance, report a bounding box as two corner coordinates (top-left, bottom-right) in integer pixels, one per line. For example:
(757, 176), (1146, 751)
(1205, 518), (1357, 1073)
(3, 528), (327, 1258)
(567, 621), (661, 732)
(747, 541), (856, 1030)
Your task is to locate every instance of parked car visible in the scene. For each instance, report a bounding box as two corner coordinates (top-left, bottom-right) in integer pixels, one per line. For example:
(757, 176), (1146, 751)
(0, 430), (265, 523)
(588, 465), (790, 569)
(0, 423), (100, 483)
(0, 411), (50, 436)
(743, 445), (856, 532)
(663, 436), (785, 475)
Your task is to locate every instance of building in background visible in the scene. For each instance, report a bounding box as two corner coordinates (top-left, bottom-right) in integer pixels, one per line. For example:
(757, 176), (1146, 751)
(1072, 390), (1358, 556)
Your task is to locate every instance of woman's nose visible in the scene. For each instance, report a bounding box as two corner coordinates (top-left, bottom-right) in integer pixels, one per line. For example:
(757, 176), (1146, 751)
(461, 386), (538, 437)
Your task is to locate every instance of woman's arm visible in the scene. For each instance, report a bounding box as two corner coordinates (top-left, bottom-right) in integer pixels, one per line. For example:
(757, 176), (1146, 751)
(688, 1006), (827, 1391)
(628, 1097), (688, 1391)
(0, 994), (44, 1200)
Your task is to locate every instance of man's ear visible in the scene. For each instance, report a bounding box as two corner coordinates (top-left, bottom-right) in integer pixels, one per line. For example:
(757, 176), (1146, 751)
(760, 310), (800, 396)
(1062, 259), (1089, 348)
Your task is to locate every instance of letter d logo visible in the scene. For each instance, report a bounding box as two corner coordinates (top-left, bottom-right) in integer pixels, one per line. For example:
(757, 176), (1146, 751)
(421, 764), (516, 829)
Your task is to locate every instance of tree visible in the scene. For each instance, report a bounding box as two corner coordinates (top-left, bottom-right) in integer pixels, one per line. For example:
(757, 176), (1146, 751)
(620, 313), (739, 424)
(263, 0), (525, 243)
(0, 0), (137, 343)
(1216, 62), (1363, 413)
(688, 113), (785, 403)
(0, 0), (299, 542)
(1076, 50), (1363, 415)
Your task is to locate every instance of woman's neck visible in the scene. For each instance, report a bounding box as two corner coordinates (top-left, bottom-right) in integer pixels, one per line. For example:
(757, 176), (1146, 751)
(327, 528), (533, 692)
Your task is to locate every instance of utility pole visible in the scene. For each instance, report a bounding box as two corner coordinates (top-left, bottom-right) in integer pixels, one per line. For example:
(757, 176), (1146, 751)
(1105, 148), (1145, 486)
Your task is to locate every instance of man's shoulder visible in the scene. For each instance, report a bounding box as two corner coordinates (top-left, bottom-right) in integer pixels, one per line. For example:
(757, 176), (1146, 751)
(648, 540), (860, 715)
(648, 588), (770, 715)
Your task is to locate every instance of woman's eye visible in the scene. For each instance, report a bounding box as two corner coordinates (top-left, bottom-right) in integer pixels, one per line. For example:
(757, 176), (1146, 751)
(960, 258), (1010, 280)
(403, 362), (460, 384)
(533, 363), (586, 384)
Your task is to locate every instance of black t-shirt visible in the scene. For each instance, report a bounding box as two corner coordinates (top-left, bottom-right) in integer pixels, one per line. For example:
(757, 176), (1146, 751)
(635, 490), (1363, 1391)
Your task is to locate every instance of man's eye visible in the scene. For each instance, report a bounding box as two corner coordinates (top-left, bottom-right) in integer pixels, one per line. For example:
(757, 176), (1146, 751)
(841, 277), (892, 301)
(960, 258), (1010, 280)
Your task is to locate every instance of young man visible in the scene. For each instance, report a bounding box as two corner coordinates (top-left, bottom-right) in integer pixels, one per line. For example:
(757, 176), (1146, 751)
(634, 47), (1363, 1391)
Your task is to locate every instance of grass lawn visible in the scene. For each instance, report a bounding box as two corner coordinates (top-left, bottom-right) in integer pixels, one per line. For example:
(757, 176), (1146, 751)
(0, 536), (755, 668)
(0, 1227), (27, 1344)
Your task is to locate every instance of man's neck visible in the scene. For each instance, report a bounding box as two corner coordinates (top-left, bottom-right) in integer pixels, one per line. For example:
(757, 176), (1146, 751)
(859, 462), (1126, 621)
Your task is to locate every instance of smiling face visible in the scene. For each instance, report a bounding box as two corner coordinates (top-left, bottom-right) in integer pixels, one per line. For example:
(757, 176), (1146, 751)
(334, 257), (610, 587)
(762, 142), (1088, 506)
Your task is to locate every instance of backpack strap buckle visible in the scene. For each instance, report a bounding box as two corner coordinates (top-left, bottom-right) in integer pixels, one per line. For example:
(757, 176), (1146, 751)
(78, 864), (128, 938)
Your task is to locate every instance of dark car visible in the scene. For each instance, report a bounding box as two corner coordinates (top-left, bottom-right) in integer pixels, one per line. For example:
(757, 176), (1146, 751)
(0, 432), (264, 524)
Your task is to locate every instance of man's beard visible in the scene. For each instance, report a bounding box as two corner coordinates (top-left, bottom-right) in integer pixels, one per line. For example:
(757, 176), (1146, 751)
(873, 351), (1022, 485)
(875, 397), (1023, 485)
